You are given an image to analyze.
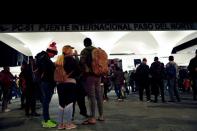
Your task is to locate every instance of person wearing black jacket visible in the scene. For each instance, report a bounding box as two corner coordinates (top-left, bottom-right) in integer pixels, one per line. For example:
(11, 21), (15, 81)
(72, 50), (89, 119)
(135, 58), (151, 102)
(19, 59), (40, 117)
(150, 57), (165, 103)
(188, 49), (197, 100)
(35, 42), (58, 128)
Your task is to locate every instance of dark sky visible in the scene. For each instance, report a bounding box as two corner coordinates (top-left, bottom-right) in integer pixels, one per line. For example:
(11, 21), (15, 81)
(0, 2), (196, 24)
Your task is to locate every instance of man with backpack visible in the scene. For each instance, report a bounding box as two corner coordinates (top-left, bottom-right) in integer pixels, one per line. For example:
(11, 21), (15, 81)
(80, 38), (107, 125)
(166, 56), (180, 102)
(35, 42), (58, 128)
(150, 57), (165, 103)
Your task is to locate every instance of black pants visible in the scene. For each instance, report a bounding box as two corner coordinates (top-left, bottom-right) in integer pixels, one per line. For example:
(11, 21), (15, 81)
(2, 87), (11, 111)
(72, 82), (87, 118)
(103, 85), (109, 100)
(0, 84), (3, 100)
(25, 85), (37, 115)
(129, 80), (135, 92)
(151, 79), (165, 102)
(21, 90), (26, 109)
(191, 79), (197, 100)
(137, 82), (150, 101)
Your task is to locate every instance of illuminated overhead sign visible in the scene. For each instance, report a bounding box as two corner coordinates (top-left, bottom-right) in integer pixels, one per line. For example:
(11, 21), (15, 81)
(0, 23), (197, 32)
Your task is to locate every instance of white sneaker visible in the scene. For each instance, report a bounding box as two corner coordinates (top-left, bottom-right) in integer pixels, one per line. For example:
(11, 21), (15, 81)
(146, 100), (151, 102)
(4, 109), (11, 112)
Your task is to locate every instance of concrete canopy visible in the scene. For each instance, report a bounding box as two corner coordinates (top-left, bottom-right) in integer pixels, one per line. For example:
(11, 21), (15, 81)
(2, 31), (196, 58)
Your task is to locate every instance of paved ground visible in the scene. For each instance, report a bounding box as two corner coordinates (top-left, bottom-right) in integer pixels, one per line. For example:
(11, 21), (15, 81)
(0, 91), (197, 131)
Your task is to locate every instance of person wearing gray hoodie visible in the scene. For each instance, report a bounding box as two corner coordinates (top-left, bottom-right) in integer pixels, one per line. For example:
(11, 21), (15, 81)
(166, 56), (181, 102)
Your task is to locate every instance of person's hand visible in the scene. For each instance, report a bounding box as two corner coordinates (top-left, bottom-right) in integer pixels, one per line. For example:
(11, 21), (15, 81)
(73, 50), (79, 56)
(74, 50), (78, 54)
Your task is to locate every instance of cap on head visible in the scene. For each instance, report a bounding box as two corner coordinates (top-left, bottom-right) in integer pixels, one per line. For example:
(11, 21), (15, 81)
(46, 42), (58, 55)
(62, 45), (74, 55)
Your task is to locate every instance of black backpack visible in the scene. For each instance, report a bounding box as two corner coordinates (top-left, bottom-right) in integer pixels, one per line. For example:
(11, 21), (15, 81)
(136, 64), (149, 78)
(151, 62), (162, 78)
(33, 51), (46, 83)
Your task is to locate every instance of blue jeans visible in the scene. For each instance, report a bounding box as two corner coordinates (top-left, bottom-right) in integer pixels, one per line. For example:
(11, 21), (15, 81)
(167, 78), (180, 101)
(114, 84), (121, 99)
(2, 87), (11, 111)
(40, 81), (55, 121)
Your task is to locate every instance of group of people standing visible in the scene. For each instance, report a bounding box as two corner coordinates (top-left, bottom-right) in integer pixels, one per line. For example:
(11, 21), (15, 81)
(134, 52), (197, 104)
(135, 56), (180, 103)
(1, 37), (197, 130)
(27, 38), (105, 129)
(0, 37), (105, 130)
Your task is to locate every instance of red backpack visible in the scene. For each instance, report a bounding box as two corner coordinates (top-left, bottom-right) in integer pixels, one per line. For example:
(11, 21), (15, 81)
(91, 48), (109, 76)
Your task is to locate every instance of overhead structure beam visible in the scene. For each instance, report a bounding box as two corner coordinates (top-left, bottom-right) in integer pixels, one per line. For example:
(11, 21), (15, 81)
(0, 41), (28, 67)
(171, 38), (197, 54)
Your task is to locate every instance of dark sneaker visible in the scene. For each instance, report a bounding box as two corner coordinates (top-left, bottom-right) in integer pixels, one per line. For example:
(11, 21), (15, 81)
(80, 113), (90, 118)
(177, 99), (181, 102)
(31, 112), (41, 116)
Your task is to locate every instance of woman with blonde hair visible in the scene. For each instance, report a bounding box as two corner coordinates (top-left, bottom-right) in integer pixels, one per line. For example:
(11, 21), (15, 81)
(55, 45), (80, 130)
